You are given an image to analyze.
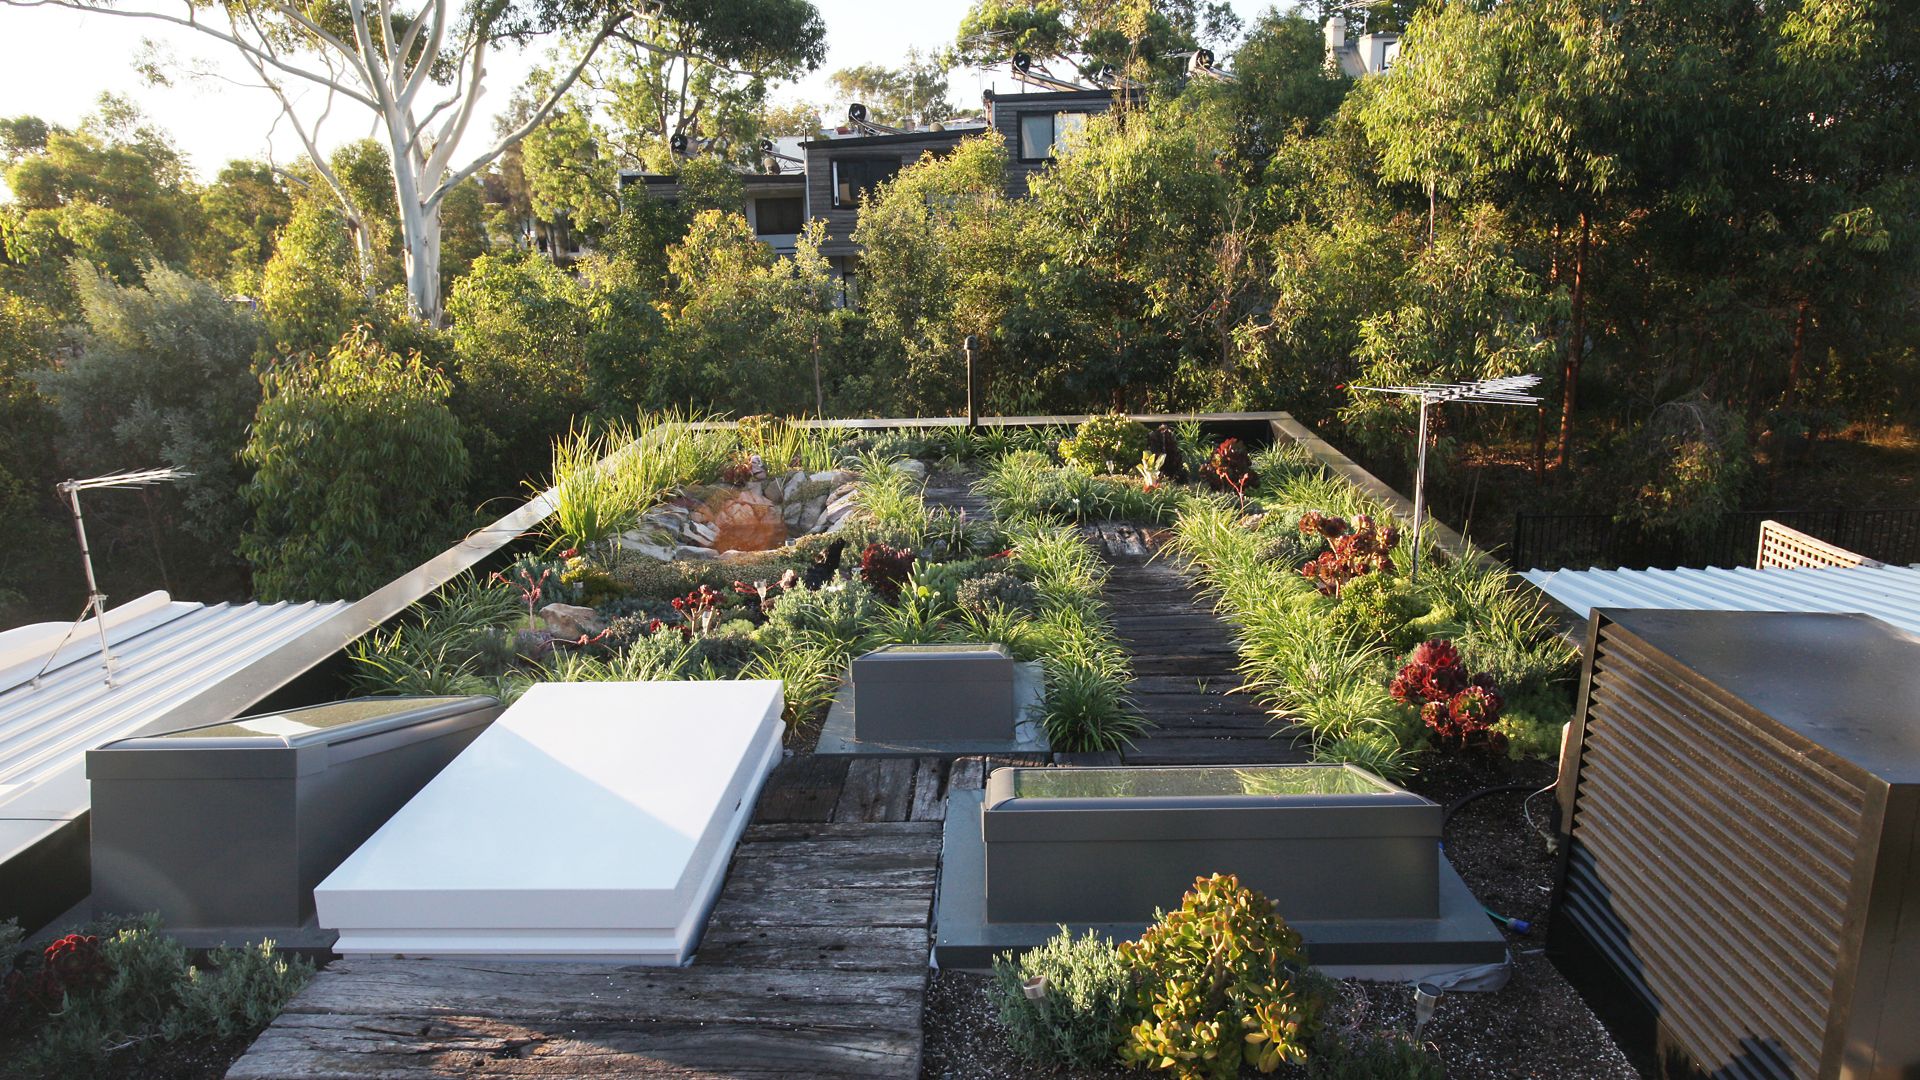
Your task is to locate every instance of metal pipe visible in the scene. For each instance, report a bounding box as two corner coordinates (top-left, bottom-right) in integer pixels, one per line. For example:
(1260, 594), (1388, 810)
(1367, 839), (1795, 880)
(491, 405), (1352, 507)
(63, 482), (116, 685)
(1411, 397), (1429, 583)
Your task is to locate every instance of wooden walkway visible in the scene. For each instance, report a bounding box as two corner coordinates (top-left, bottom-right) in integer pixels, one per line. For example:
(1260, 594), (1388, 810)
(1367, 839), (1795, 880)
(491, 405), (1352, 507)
(1090, 523), (1309, 766)
(230, 503), (1296, 1079)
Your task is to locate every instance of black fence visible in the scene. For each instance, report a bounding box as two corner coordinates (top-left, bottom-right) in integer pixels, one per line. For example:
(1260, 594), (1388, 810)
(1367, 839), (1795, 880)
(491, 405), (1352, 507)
(1508, 507), (1920, 571)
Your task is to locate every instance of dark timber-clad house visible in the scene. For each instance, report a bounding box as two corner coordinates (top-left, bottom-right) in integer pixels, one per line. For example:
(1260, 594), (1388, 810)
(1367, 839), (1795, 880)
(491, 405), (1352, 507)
(617, 170), (809, 256)
(799, 86), (1138, 299)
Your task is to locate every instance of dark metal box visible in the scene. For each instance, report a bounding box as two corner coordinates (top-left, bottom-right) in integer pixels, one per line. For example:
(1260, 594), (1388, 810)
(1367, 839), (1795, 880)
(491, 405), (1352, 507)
(851, 644), (1016, 742)
(1550, 609), (1920, 1080)
(87, 695), (499, 934)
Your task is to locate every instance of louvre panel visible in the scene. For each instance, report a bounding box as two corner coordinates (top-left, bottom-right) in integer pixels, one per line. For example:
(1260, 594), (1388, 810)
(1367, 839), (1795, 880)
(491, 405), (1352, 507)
(1561, 626), (1871, 1080)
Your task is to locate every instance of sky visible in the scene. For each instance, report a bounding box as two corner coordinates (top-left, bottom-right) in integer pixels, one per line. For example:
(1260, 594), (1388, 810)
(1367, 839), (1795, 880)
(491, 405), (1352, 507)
(0, 0), (1285, 183)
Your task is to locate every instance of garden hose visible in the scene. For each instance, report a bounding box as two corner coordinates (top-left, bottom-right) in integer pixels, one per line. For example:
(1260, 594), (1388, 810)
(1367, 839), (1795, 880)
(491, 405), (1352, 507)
(1436, 781), (1556, 938)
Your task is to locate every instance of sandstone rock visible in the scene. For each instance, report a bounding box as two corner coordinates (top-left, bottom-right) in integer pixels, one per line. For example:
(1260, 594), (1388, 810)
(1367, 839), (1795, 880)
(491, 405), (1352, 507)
(674, 544), (719, 560)
(539, 603), (606, 639)
(889, 459), (929, 479)
(781, 470), (807, 501)
(810, 469), (855, 487)
(619, 540), (677, 562)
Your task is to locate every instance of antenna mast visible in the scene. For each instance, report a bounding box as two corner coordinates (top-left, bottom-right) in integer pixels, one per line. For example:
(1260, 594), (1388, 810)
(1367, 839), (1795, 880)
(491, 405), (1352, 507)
(33, 467), (190, 688)
(1349, 376), (1542, 581)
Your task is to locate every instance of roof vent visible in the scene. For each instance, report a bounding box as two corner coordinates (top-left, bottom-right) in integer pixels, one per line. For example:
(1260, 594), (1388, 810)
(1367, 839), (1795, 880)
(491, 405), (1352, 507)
(848, 102), (868, 123)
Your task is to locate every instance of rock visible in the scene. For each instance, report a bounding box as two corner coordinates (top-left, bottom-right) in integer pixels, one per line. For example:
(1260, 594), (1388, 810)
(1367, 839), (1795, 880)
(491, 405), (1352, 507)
(618, 539), (677, 562)
(686, 520), (720, 544)
(674, 545), (719, 560)
(811, 469), (855, 487)
(889, 459), (928, 479)
(823, 490), (862, 521)
(781, 470), (807, 501)
(539, 603), (605, 639)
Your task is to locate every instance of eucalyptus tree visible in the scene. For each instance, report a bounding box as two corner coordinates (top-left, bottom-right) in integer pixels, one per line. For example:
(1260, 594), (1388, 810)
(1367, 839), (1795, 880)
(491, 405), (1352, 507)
(574, 0), (826, 169)
(827, 51), (955, 128)
(952, 0), (1238, 81)
(1, 0), (822, 322)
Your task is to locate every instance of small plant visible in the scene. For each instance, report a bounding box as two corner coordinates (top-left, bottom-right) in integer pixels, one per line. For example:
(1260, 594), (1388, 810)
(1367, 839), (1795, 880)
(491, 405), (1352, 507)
(719, 455), (755, 485)
(956, 570), (1038, 615)
(670, 584), (725, 636)
(1198, 437), (1258, 495)
(1330, 571), (1427, 647)
(1118, 874), (1321, 1078)
(492, 562), (557, 631)
(1307, 1026), (1445, 1079)
(1059, 413), (1150, 473)
(1298, 511), (1398, 597)
(1390, 639), (1508, 754)
(858, 541), (916, 602)
(1147, 424), (1188, 482)
(11, 933), (111, 1011)
(989, 928), (1136, 1068)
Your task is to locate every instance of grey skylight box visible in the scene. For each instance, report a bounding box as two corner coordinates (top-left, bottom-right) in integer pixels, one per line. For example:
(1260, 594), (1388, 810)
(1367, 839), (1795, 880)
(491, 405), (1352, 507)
(935, 763), (1509, 977)
(87, 695), (500, 941)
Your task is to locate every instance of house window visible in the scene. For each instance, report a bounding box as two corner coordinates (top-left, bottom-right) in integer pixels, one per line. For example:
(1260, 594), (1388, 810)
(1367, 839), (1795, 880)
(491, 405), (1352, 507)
(754, 196), (804, 236)
(832, 158), (900, 208)
(1018, 111), (1089, 161)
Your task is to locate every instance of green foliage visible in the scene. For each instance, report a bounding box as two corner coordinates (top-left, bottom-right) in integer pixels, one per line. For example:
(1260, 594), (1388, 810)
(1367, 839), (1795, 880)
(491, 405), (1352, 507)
(1172, 459), (1577, 772)
(446, 251), (590, 497)
(850, 134), (1021, 415)
(196, 160), (293, 295)
(1328, 568), (1428, 649)
(1058, 414), (1152, 474)
(349, 576), (522, 697)
(241, 327), (470, 601)
(1307, 1026), (1445, 1080)
(15, 916), (311, 1077)
(956, 570), (1037, 615)
(649, 211), (838, 414)
(44, 263), (263, 558)
(989, 928), (1136, 1068)
(1118, 874), (1321, 1078)
(0, 291), (64, 621)
(163, 940), (314, 1042)
(977, 450), (1185, 524)
(259, 193), (378, 354)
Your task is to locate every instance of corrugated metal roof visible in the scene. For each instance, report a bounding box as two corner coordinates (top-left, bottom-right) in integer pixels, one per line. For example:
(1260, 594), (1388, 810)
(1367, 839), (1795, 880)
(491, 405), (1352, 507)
(1521, 563), (1920, 637)
(0, 596), (348, 800)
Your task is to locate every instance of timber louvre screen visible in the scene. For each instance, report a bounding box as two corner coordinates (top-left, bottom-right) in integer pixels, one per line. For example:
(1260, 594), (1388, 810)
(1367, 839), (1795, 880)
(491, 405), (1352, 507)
(1549, 608), (1920, 1080)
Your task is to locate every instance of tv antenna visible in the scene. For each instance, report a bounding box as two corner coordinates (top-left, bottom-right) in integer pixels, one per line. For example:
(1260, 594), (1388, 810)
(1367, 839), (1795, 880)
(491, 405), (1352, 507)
(32, 467), (191, 688)
(1349, 375), (1541, 581)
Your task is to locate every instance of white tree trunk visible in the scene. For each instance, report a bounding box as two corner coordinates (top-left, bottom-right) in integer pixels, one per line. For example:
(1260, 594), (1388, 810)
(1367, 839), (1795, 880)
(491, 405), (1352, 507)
(391, 147), (442, 322)
(403, 203), (442, 323)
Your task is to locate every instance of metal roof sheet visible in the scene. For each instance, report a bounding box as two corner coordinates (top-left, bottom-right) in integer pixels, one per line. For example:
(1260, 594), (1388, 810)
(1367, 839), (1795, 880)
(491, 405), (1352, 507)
(0, 596), (348, 802)
(1521, 563), (1920, 637)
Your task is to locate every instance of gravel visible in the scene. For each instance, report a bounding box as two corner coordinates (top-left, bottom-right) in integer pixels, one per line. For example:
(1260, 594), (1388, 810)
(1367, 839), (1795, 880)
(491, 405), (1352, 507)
(920, 754), (1652, 1079)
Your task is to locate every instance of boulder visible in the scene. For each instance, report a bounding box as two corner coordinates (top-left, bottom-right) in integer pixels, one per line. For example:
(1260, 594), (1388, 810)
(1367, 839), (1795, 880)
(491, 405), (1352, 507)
(889, 459), (929, 480)
(811, 469), (856, 487)
(674, 545), (719, 561)
(618, 538), (678, 562)
(539, 603), (606, 639)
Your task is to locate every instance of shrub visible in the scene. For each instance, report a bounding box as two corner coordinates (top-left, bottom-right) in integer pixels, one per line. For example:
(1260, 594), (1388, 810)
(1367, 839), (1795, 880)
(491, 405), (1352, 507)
(1329, 571), (1427, 648)
(859, 542), (916, 602)
(240, 327), (470, 601)
(1307, 1026), (1444, 1080)
(1198, 437), (1258, 494)
(1146, 424), (1188, 482)
(445, 251), (590, 498)
(1390, 640), (1508, 754)
(1298, 511), (1398, 597)
(164, 940), (314, 1042)
(1059, 413), (1150, 473)
(1118, 874), (1321, 1078)
(989, 928), (1136, 1068)
(957, 570), (1038, 615)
